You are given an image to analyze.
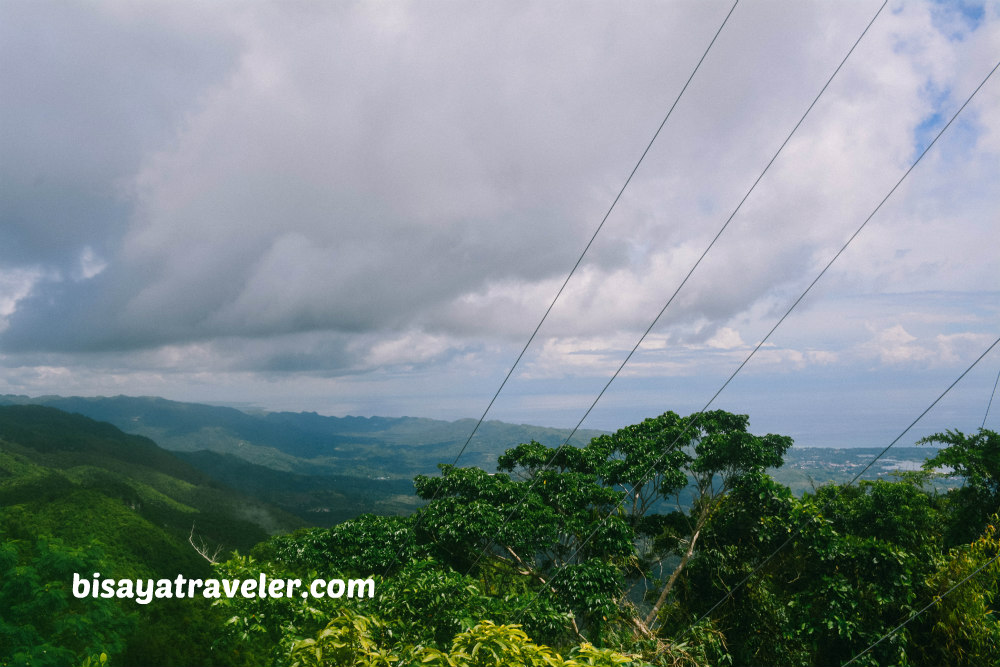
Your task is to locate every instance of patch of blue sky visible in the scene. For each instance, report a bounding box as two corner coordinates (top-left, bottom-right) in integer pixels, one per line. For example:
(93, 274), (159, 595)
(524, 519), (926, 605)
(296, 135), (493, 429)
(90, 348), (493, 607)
(913, 110), (946, 158)
(920, 111), (985, 167)
(931, 0), (986, 40)
(908, 80), (986, 160)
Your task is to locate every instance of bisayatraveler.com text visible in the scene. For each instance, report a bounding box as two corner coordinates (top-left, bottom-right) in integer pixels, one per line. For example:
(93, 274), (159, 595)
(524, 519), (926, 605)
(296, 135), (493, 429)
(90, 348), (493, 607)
(72, 572), (375, 605)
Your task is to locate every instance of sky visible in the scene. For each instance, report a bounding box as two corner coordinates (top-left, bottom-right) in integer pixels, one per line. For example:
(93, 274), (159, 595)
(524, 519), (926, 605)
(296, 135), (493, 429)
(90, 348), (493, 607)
(1, 0), (999, 448)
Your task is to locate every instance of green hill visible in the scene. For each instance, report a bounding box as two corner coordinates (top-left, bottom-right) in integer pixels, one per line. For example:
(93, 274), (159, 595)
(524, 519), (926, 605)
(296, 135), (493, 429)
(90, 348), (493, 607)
(0, 404), (311, 665)
(0, 405), (301, 567)
(0, 394), (605, 478)
(175, 450), (423, 526)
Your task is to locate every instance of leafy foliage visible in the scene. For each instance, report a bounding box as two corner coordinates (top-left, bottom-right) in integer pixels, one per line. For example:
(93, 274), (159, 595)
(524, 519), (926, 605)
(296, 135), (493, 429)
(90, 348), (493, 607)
(905, 516), (1000, 665)
(0, 405), (289, 666)
(256, 514), (420, 575)
(4, 404), (1000, 666)
(288, 614), (654, 667)
(0, 534), (133, 667)
(919, 427), (1000, 545)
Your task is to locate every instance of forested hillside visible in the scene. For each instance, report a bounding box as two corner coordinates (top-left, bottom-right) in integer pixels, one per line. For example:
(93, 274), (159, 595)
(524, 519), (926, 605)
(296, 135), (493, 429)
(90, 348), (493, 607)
(212, 411), (999, 666)
(0, 395), (604, 478)
(2, 405), (997, 666)
(0, 395), (952, 518)
(0, 405), (301, 665)
(175, 450), (422, 526)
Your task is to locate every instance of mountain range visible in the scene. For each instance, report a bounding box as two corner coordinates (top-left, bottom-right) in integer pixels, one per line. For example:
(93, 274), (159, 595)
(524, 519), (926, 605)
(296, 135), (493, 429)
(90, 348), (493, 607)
(0, 394), (607, 524)
(1, 394), (952, 522)
(0, 404), (300, 569)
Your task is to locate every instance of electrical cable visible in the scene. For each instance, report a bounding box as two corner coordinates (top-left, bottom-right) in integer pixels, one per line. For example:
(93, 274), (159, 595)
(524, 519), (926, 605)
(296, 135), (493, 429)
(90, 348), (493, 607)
(842, 550), (1000, 666)
(669, 333), (1000, 635)
(441, 0), (740, 474)
(983, 365), (1000, 428)
(514, 330), (999, 631)
(462, 0), (888, 578)
(377, 0), (741, 580)
(509, 55), (1000, 630)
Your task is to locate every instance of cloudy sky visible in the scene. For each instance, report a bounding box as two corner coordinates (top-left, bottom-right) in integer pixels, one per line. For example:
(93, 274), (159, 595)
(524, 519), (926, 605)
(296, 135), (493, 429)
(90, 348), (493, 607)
(2, 0), (998, 447)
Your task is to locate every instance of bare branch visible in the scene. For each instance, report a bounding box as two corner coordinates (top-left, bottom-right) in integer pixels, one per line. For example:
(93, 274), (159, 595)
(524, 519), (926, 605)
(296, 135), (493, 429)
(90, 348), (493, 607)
(188, 523), (223, 565)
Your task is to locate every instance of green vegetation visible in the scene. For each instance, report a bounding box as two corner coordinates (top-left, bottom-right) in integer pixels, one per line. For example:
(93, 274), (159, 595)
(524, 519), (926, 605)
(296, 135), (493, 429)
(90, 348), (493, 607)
(206, 412), (1000, 666)
(0, 405), (300, 666)
(174, 450), (423, 526)
(0, 395), (604, 478)
(1, 404), (997, 666)
(0, 535), (132, 667)
(0, 394), (952, 525)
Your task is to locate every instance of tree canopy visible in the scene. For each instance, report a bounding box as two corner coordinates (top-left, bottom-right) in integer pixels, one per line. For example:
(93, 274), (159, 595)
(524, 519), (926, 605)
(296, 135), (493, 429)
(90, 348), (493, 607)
(2, 410), (998, 666)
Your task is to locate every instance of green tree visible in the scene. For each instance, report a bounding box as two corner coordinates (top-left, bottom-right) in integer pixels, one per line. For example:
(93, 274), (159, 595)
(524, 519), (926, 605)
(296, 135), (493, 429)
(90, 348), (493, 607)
(414, 462), (631, 641)
(418, 410), (791, 645)
(585, 411), (791, 629)
(675, 476), (952, 666)
(256, 514), (419, 575)
(918, 428), (1000, 545)
(0, 534), (133, 667)
(289, 614), (660, 667)
(910, 518), (1000, 666)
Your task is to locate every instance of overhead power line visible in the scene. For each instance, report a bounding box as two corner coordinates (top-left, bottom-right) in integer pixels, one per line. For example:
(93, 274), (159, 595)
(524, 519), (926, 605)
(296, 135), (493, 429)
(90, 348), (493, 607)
(465, 0), (888, 578)
(444, 0), (740, 473)
(379, 0), (740, 580)
(672, 333), (1000, 635)
(983, 365), (1000, 428)
(513, 54), (1000, 630)
(666, 55), (1000, 636)
(843, 550), (1000, 666)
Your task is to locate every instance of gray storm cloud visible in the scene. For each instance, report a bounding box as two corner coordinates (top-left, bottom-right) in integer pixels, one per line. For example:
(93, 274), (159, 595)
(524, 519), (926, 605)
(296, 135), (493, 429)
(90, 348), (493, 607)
(2, 0), (997, 387)
(0, 1), (238, 268)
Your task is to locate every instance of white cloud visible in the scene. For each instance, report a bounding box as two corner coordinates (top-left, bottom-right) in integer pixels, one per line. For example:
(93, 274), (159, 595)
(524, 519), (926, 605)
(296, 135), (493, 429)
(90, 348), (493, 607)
(1, 1), (998, 437)
(864, 324), (929, 364)
(76, 247), (107, 281)
(860, 324), (996, 367)
(364, 331), (455, 368)
(706, 326), (745, 350)
(0, 268), (42, 320)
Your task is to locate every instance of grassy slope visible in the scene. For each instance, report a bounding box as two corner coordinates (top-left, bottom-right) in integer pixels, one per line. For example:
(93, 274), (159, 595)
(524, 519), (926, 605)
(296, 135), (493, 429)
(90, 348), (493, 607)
(0, 405), (302, 570)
